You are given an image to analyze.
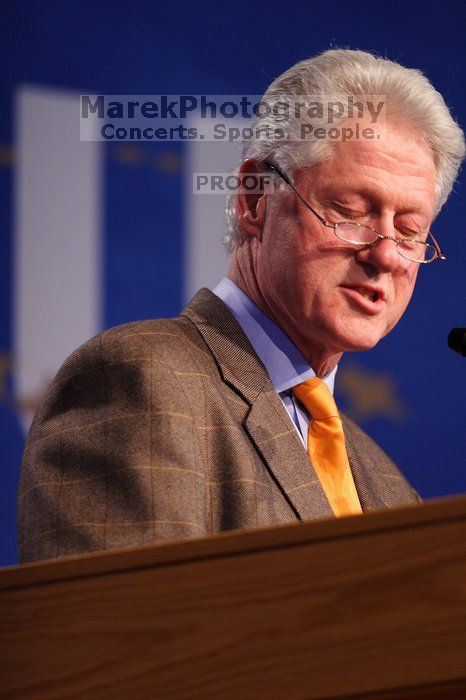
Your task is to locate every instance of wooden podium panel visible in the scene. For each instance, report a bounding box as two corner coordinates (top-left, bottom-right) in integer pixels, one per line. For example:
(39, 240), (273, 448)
(2, 496), (466, 699)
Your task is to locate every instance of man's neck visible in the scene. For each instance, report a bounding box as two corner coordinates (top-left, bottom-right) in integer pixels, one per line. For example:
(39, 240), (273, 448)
(227, 250), (342, 378)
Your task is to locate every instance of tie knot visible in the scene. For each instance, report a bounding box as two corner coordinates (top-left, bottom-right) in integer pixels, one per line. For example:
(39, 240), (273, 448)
(292, 377), (339, 420)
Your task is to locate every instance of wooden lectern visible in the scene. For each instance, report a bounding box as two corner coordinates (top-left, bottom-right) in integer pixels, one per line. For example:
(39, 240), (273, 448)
(2, 496), (466, 699)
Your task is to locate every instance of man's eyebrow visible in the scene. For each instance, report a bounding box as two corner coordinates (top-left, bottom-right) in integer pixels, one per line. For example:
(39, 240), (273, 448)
(324, 193), (369, 205)
(324, 185), (433, 217)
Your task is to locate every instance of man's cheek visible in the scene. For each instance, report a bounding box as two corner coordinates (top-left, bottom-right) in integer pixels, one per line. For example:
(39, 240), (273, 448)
(405, 263), (420, 288)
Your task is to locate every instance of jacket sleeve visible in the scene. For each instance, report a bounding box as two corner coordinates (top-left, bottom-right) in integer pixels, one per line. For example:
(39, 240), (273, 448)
(17, 327), (207, 562)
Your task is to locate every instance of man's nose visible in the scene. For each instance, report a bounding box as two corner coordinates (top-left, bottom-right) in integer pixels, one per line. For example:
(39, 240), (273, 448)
(355, 232), (403, 272)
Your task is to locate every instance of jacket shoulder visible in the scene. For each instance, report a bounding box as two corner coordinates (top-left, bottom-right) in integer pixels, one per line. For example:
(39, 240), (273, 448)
(25, 315), (217, 445)
(54, 315), (215, 382)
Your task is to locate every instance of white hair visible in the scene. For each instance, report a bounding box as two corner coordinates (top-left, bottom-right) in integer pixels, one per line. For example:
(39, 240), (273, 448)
(224, 49), (465, 251)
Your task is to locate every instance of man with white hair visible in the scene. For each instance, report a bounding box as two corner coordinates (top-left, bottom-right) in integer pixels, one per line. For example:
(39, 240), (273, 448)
(18, 50), (465, 561)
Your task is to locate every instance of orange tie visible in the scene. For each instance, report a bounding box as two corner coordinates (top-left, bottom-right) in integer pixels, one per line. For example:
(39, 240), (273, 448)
(292, 378), (362, 517)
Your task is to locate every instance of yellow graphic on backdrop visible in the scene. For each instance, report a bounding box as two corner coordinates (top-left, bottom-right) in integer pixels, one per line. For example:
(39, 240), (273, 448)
(338, 363), (409, 423)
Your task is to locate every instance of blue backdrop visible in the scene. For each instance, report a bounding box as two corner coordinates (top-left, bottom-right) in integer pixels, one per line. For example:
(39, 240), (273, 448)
(1, 0), (465, 566)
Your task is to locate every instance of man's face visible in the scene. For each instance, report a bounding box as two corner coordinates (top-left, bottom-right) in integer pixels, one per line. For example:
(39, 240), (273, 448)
(248, 124), (437, 373)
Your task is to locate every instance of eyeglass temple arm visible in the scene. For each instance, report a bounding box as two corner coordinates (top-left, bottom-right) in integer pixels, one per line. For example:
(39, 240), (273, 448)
(429, 231), (446, 261)
(263, 161), (328, 226)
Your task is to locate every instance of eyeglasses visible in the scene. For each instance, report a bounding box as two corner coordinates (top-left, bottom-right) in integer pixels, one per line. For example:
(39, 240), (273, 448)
(264, 161), (446, 264)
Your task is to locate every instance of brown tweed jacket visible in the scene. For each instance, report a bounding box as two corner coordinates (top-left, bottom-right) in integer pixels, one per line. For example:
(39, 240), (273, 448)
(17, 289), (421, 562)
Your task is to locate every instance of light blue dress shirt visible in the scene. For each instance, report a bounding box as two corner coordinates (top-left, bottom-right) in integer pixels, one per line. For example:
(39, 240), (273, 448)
(212, 278), (338, 449)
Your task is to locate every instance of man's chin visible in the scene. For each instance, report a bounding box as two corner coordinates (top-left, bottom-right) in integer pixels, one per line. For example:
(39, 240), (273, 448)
(346, 338), (381, 352)
(330, 327), (385, 353)
(295, 320), (386, 361)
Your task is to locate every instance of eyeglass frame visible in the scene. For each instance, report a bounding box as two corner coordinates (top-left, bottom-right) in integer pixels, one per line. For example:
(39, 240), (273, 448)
(263, 161), (446, 264)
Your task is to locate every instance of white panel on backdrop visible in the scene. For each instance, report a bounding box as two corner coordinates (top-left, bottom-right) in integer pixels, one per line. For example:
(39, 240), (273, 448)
(14, 86), (103, 426)
(184, 118), (248, 301)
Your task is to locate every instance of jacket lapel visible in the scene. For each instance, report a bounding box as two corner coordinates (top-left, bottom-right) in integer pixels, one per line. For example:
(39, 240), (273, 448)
(181, 289), (334, 521)
(341, 414), (388, 511)
(244, 390), (334, 520)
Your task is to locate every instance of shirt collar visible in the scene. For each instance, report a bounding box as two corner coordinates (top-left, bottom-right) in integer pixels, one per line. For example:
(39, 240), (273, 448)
(212, 278), (337, 395)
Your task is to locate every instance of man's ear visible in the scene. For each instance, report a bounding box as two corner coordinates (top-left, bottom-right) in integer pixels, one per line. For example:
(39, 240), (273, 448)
(235, 159), (267, 241)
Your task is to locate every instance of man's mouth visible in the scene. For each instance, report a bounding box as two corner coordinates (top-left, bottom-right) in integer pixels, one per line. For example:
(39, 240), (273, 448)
(340, 284), (386, 312)
(351, 286), (382, 303)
